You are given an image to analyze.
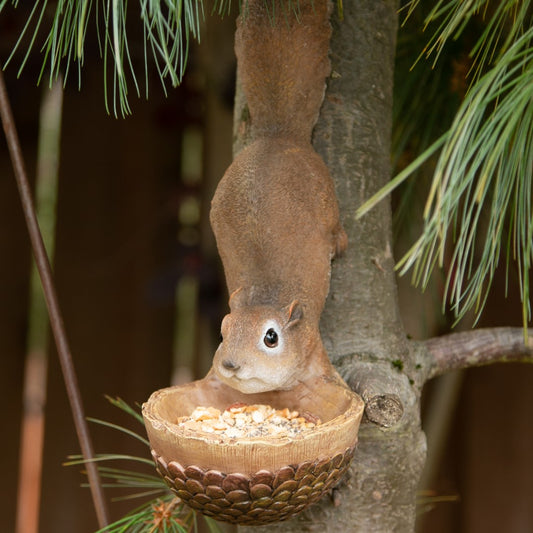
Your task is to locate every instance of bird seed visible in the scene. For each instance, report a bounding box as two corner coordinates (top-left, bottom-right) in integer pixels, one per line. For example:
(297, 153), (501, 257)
(176, 403), (321, 439)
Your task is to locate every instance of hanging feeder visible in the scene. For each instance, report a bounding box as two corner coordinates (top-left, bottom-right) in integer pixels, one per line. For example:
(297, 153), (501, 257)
(143, 376), (363, 525)
(144, 0), (365, 524)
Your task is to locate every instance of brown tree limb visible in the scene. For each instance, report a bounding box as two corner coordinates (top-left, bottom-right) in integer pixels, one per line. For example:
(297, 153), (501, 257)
(424, 327), (533, 381)
(0, 70), (110, 529)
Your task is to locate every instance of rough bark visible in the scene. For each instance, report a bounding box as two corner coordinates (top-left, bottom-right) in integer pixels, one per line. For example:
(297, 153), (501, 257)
(423, 328), (533, 380)
(311, 2), (425, 530)
(238, 1), (426, 532)
(233, 1), (533, 531)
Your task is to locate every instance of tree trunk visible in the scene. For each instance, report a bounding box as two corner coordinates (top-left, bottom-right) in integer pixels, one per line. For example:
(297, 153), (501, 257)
(234, 1), (533, 531)
(239, 1), (427, 531)
(312, 1), (426, 530)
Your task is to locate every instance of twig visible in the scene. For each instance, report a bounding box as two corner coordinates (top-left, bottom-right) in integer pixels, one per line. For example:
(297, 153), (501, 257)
(0, 69), (110, 529)
(424, 327), (533, 381)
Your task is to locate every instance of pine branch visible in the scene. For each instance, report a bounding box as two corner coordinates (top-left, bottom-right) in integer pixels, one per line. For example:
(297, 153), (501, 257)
(423, 327), (533, 380)
(397, 27), (533, 330)
(0, 0), (312, 116)
(1, 0), (205, 116)
(360, 3), (533, 331)
(70, 397), (225, 533)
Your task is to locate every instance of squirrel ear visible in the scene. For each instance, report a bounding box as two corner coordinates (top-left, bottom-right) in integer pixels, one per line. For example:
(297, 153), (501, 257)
(284, 300), (303, 327)
(228, 287), (245, 311)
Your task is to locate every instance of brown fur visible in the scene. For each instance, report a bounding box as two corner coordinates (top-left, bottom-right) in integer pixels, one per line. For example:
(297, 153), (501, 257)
(209, 0), (347, 394)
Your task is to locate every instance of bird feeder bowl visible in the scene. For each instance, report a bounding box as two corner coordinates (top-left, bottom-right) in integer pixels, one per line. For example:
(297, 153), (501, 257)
(143, 376), (364, 525)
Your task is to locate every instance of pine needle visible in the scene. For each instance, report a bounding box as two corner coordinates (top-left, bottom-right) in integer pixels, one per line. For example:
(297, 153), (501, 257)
(397, 25), (533, 333)
(363, 0), (533, 334)
(64, 397), (225, 532)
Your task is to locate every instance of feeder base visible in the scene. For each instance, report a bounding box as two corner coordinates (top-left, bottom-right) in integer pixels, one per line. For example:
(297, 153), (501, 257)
(152, 446), (355, 525)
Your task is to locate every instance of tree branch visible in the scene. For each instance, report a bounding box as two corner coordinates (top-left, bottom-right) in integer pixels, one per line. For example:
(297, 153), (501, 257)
(424, 327), (533, 381)
(0, 70), (110, 529)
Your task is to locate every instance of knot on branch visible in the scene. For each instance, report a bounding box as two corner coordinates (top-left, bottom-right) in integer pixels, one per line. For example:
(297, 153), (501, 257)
(364, 393), (404, 427)
(342, 361), (411, 428)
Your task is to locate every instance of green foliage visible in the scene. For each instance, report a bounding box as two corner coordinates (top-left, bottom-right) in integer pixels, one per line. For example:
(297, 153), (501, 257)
(398, 27), (533, 328)
(66, 397), (224, 533)
(405, 0), (530, 79)
(391, 359), (404, 371)
(0, 0), (321, 116)
(1, 0), (205, 116)
(95, 498), (189, 533)
(3, 0), (531, 329)
(360, 0), (533, 332)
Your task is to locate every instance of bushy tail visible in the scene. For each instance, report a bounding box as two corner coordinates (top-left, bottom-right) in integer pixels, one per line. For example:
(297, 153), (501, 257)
(235, 0), (331, 142)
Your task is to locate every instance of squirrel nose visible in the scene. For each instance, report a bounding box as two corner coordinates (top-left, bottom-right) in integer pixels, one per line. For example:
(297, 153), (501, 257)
(222, 359), (240, 371)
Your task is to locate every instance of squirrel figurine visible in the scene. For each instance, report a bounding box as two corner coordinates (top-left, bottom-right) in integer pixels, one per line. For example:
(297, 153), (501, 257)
(209, 0), (347, 395)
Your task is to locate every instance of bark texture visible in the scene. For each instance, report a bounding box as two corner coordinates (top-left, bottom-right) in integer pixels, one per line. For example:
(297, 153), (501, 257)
(239, 1), (427, 531)
(234, 1), (533, 531)
(423, 328), (533, 379)
(311, 2), (426, 530)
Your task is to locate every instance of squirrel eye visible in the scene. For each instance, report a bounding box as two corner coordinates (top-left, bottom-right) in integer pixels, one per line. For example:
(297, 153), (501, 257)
(263, 328), (279, 348)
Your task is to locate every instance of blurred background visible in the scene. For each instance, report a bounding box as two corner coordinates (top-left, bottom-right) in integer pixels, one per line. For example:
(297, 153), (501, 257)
(0, 3), (532, 533)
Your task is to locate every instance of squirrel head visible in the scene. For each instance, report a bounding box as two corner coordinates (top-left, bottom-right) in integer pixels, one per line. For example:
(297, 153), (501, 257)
(212, 295), (306, 394)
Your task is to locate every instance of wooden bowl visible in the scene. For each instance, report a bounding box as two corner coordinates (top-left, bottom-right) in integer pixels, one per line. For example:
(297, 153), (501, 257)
(143, 375), (364, 525)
